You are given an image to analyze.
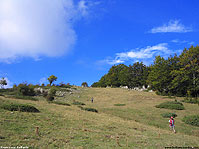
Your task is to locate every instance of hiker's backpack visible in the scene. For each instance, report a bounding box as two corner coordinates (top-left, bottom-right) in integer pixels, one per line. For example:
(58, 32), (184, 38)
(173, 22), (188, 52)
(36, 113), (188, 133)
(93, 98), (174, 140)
(169, 119), (174, 126)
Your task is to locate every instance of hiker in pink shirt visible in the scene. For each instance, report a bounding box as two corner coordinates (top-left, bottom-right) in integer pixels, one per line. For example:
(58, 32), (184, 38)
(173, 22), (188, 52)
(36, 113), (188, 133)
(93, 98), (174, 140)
(169, 116), (176, 133)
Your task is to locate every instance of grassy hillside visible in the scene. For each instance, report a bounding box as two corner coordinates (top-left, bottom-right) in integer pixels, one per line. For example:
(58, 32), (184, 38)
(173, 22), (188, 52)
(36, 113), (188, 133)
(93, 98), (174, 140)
(0, 87), (198, 148)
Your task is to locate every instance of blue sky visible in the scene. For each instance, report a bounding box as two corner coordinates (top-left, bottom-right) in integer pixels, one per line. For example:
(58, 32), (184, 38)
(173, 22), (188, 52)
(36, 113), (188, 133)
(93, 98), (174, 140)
(0, 0), (199, 87)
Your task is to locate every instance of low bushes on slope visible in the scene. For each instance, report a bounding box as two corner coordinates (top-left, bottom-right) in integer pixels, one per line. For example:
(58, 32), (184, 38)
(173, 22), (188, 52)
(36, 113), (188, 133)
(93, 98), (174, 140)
(17, 83), (36, 96)
(78, 106), (98, 113)
(182, 115), (199, 127)
(155, 101), (185, 110)
(182, 98), (199, 104)
(72, 101), (85, 105)
(1, 103), (40, 113)
(52, 101), (70, 106)
(114, 104), (126, 106)
(161, 112), (177, 118)
(46, 95), (54, 102)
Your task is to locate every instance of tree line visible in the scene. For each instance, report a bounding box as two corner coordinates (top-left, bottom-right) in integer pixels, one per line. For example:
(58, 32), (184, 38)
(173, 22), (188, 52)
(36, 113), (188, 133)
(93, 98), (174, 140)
(92, 45), (199, 97)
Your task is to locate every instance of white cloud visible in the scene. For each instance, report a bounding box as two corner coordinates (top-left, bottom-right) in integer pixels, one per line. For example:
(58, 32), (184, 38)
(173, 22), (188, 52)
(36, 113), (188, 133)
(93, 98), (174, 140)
(0, 0), (95, 63)
(78, 0), (89, 16)
(116, 43), (169, 59)
(171, 39), (195, 45)
(101, 43), (171, 65)
(77, 0), (101, 17)
(150, 20), (192, 33)
(101, 59), (125, 65)
(189, 41), (195, 45)
(39, 77), (48, 85)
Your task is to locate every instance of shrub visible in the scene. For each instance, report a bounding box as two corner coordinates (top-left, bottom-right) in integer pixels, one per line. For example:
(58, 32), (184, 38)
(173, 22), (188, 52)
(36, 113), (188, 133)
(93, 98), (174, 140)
(182, 115), (199, 127)
(49, 87), (57, 96)
(46, 95), (54, 102)
(46, 84), (51, 87)
(45, 87), (58, 102)
(72, 101), (85, 105)
(182, 98), (199, 104)
(155, 101), (185, 110)
(13, 84), (17, 90)
(161, 112), (177, 118)
(17, 83), (35, 96)
(81, 82), (88, 87)
(78, 106), (98, 113)
(52, 101), (70, 106)
(84, 107), (98, 113)
(0, 136), (5, 139)
(114, 104), (126, 106)
(0, 88), (16, 96)
(1, 103), (40, 112)
(58, 82), (71, 88)
(42, 91), (48, 97)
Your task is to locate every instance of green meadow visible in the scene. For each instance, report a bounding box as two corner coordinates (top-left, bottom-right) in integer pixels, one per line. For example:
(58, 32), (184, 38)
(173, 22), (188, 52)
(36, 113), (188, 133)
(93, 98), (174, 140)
(0, 87), (198, 148)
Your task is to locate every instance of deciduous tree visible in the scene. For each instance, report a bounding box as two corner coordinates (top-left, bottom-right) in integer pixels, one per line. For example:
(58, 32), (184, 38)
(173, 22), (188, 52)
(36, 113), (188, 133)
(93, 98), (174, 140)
(47, 75), (57, 86)
(0, 77), (7, 89)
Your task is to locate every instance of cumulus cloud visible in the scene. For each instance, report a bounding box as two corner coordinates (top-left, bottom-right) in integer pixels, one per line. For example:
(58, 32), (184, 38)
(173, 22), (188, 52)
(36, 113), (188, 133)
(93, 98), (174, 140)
(0, 0), (95, 63)
(150, 20), (192, 33)
(101, 43), (171, 65)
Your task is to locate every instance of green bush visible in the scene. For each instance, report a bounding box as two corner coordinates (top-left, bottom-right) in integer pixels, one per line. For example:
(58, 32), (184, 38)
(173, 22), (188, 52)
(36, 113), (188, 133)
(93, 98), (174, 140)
(0, 88), (16, 96)
(84, 107), (98, 113)
(182, 115), (199, 127)
(58, 82), (71, 88)
(182, 98), (199, 104)
(46, 95), (54, 102)
(17, 83), (35, 96)
(42, 91), (48, 97)
(78, 106), (98, 113)
(0, 136), (5, 139)
(114, 104), (126, 106)
(1, 103), (40, 112)
(52, 101), (70, 106)
(155, 101), (185, 110)
(72, 101), (85, 105)
(49, 87), (57, 96)
(161, 112), (177, 118)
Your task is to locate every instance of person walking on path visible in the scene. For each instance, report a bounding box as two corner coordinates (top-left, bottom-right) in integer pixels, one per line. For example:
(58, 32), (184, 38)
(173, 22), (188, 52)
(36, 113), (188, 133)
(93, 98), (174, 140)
(169, 116), (176, 133)
(91, 97), (94, 103)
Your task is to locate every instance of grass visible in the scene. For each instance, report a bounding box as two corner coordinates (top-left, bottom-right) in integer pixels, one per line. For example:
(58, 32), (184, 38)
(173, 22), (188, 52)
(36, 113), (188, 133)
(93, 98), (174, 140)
(12, 95), (38, 101)
(0, 87), (199, 148)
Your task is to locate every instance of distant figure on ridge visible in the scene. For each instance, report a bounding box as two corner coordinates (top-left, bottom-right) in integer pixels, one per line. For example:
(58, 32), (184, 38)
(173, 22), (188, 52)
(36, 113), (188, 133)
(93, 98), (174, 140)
(91, 97), (94, 103)
(169, 116), (176, 133)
